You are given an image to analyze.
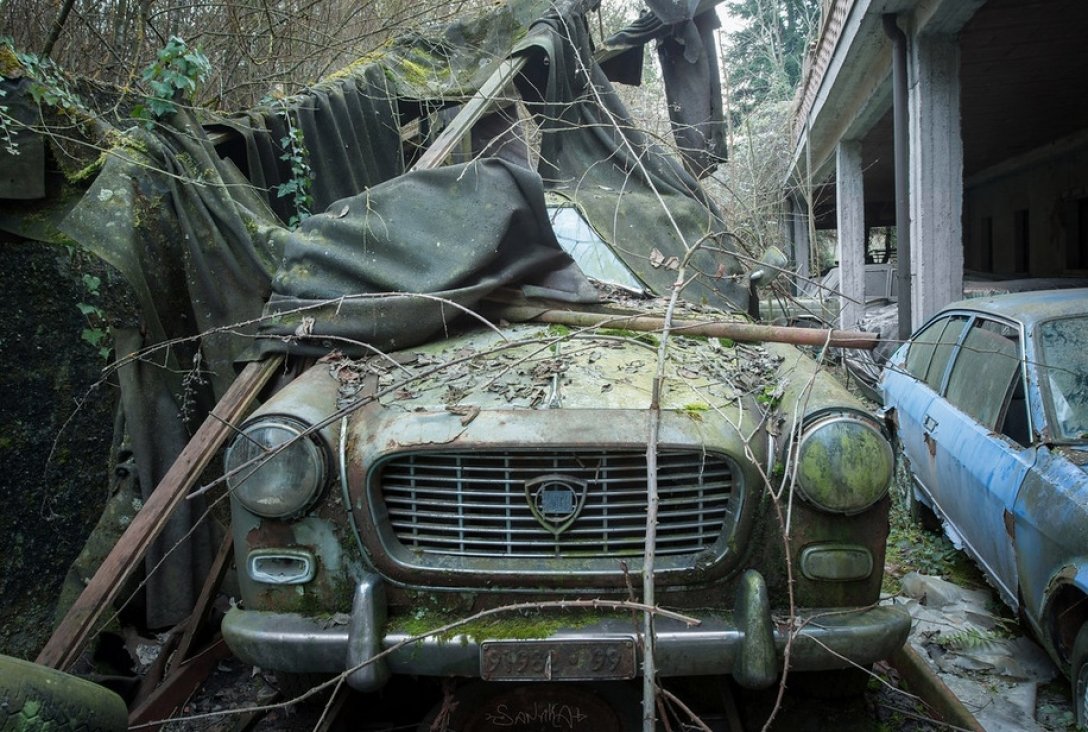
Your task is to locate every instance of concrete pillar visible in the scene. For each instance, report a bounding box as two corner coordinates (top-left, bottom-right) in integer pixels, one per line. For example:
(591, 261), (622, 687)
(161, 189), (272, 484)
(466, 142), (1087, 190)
(836, 140), (865, 330)
(908, 34), (964, 329)
(789, 195), (811, 290)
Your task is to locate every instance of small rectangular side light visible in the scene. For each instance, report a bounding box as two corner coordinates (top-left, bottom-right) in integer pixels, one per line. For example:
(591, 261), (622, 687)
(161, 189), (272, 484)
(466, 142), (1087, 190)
(800, 544), (873, 582)
(248, 551), (315, 585)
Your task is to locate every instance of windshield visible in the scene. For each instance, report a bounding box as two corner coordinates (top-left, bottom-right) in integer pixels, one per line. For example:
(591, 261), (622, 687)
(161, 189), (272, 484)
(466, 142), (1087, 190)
(1037, 315), (1088, 442)
(548, 206), (645, 294)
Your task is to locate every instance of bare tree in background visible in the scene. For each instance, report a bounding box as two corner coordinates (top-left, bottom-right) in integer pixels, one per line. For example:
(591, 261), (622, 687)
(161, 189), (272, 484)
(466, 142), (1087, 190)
(3, 0), (485, 109)
(707, 0), (824, 275)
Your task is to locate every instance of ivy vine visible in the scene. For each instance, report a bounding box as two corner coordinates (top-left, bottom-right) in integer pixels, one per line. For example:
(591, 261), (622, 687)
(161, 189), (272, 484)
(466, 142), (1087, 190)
(274, 103), (313, 227)
(76, 272), (110, 361)
(133, 36), (211, 127)
(0, 36), (91, 154)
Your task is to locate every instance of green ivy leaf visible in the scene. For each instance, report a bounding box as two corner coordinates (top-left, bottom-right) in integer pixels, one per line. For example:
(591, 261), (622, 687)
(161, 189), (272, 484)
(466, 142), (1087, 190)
(81, 328), (106, 347)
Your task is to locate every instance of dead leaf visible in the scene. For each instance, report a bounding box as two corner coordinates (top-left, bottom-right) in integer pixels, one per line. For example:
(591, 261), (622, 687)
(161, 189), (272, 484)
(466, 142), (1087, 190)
(446, 404), (480, 426)
(335, 365), (361, 383)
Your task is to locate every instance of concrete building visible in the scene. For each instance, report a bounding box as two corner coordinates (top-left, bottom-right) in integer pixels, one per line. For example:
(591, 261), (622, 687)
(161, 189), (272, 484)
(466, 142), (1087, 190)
(787, 0), (1088, 337)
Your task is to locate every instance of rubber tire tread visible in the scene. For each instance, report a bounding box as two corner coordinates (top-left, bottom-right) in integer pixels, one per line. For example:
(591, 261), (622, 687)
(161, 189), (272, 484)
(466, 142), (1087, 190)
(0, 654), (127, 732)
(1073, 623), (1088, 730)
(908, 487), (943, 533)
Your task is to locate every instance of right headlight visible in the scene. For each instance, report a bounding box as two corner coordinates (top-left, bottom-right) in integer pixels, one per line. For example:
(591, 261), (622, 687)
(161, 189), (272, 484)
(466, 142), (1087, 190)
(225, 416), (328, 518)
(793, 409), (894, 514)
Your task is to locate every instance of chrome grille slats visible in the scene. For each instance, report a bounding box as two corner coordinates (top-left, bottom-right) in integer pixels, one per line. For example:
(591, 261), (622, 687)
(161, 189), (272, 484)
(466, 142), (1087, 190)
(372, 449), (735, 559)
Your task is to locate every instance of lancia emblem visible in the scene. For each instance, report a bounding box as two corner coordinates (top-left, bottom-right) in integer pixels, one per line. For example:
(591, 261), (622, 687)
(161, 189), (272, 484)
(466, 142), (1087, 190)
(525, 474), (587, 536)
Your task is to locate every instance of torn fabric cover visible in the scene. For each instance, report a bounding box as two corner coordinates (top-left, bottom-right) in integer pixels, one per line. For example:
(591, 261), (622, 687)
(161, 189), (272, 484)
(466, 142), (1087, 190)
(656, 9), (728, 178)
(602, 2), (728, 178)
(209, 63), (405, 224)
(254, 158), (597, 358)
(516, 5), (746, 309)
(59, 112), (284, 627)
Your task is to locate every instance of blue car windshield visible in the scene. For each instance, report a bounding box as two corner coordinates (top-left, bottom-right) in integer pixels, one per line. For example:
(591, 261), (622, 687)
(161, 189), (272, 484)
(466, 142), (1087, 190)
(1037, 315), (1088, 442)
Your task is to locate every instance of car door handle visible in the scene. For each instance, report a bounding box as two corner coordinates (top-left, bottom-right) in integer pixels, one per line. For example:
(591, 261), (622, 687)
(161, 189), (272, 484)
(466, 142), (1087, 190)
(923, 415), (938, 432)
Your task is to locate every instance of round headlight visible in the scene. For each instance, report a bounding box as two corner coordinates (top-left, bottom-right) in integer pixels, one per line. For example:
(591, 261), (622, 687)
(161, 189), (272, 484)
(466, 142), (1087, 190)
(225, 417), (327, 518)
(794, 410), (894, 514)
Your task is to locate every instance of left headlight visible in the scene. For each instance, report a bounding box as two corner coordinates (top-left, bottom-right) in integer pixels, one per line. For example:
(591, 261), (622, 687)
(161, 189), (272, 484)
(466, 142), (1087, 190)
(225, 416), (328, 518)
(793, 409), (894, 514)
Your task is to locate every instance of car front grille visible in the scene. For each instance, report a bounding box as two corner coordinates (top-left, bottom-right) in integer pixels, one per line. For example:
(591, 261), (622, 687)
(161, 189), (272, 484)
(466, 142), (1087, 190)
(372, 449), (738, 558)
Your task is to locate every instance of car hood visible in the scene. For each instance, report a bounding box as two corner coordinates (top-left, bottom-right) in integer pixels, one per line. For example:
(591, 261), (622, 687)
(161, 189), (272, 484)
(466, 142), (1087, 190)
(352, 323), (784, 414)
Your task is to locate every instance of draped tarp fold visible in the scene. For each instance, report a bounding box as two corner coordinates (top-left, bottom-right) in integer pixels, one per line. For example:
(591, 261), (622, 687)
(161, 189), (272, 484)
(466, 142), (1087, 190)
(516, 6), (745, 309)
(254, 158), (598, 357)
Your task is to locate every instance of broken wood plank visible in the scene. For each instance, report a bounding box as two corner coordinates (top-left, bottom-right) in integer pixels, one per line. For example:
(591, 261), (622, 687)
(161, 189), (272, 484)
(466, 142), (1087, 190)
(173, 531), (235, 668)
(37, 356), (283, 671)
(131, 620), (187, 709)
(127, 637), (232, 731)
(493, 304), (881, 350)
(409, 56), (527, 172)
(888, 644), (985, 732)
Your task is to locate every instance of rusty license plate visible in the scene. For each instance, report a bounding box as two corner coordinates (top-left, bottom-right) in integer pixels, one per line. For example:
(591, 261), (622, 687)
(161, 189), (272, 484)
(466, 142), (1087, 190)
(480, 638), (637, 681)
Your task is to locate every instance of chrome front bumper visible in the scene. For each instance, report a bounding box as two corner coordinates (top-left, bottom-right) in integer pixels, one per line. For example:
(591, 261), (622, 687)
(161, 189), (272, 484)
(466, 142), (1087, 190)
(223, 571), (911, 693)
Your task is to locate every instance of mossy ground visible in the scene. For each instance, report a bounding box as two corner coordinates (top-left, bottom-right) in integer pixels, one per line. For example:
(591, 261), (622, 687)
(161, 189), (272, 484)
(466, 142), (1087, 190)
(881, 459), (989, 597)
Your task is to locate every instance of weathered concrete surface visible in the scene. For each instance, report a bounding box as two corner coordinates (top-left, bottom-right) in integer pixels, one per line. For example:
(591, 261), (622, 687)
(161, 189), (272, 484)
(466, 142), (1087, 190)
(908, 33), (964, 329)
(837, 139), (866, 330)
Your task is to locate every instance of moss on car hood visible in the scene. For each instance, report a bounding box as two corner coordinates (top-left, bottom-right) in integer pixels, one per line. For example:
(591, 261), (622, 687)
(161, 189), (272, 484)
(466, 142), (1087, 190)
(334, 323), (785, 415)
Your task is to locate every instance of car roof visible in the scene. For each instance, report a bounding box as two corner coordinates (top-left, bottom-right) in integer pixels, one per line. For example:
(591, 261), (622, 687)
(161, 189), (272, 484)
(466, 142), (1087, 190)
(939, 288), (1088, 326)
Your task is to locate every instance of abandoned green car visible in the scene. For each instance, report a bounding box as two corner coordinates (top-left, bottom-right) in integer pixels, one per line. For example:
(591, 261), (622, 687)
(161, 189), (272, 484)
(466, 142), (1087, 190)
(207, 0), (910, 721)
(220, 198), (909, 712)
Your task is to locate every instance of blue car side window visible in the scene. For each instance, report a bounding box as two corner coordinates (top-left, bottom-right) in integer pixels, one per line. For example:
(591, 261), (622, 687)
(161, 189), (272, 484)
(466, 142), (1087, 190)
(904, 315), (968, 391)
(945, 319), (1020, 430)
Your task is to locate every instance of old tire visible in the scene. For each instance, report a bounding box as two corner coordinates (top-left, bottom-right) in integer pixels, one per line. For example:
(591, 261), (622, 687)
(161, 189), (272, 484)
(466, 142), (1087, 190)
(895, 449), (942, 533)
(1073, 624), (1088, 730)
(0, 654), (128, 732)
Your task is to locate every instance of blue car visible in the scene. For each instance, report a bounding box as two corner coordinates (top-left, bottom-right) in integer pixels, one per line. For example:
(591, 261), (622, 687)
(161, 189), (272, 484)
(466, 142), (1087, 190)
(880, 289), (1088, 725)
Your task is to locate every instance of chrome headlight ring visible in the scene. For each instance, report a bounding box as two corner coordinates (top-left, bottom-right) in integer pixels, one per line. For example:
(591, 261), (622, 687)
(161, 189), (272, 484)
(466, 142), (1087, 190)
(224, 416), (328, 519)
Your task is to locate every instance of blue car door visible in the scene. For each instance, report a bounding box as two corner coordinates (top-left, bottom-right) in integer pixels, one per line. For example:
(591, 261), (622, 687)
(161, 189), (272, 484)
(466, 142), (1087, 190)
(922, 317), (1032, 609)
(883, 314), (970, 498)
